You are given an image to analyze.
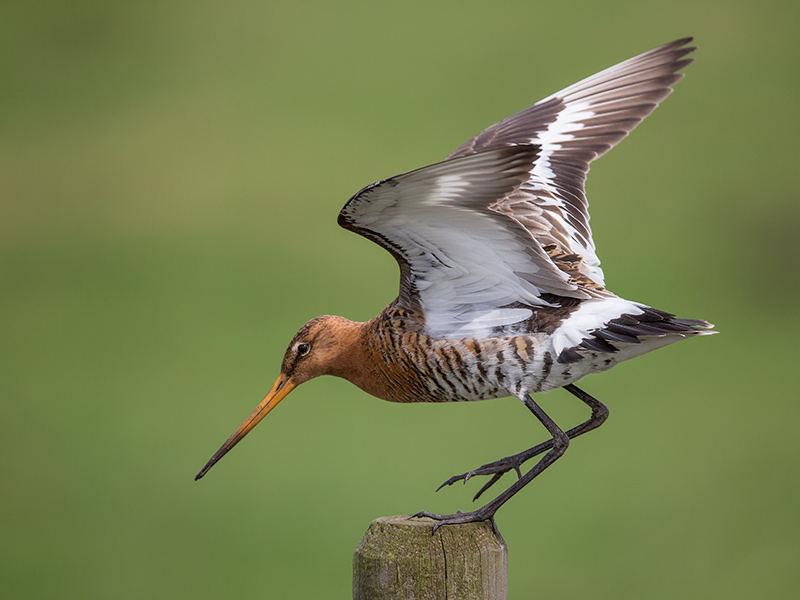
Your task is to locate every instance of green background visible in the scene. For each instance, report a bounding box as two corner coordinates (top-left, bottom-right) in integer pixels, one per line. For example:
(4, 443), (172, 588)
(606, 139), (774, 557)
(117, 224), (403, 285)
(3, 1), (798, 598)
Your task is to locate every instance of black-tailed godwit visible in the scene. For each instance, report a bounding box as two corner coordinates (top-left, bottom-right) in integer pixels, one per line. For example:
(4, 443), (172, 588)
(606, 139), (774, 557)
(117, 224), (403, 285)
(196, 37), (715, 530)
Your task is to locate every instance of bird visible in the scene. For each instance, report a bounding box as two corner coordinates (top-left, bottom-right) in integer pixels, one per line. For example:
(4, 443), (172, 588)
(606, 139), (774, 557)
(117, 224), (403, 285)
(195, 37), (715, 530)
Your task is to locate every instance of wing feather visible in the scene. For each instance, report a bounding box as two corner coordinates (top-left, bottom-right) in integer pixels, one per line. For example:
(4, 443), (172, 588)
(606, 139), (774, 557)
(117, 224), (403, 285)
(339, 146), (588, 336)
(338, 39), (695, 338)
(450, 38), (695, 290)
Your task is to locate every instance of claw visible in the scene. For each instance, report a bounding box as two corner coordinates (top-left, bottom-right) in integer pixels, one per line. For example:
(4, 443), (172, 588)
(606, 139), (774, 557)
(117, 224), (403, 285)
(436, 475), (461, 492)
(409, 508), (498, 534)
(473, 472), (503, 501)
(408, 511), (447, 534)
(435, 470), (477, 492)
(409, 511), (433, 520)
(436, 461), (520, 497)
(435, 446), (544, 504)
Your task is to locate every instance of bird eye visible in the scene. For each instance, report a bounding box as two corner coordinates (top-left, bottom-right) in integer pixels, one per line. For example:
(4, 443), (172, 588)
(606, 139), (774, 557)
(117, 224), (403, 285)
(297, 343), (310, 356)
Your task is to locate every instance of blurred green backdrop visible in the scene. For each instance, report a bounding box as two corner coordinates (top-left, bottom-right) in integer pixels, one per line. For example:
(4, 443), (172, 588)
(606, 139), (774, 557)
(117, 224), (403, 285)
(2, 1), (798, 598)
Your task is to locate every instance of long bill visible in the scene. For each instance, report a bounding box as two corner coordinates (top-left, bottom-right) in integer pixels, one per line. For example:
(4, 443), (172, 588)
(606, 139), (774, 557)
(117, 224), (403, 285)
(194, 375), (296, 480)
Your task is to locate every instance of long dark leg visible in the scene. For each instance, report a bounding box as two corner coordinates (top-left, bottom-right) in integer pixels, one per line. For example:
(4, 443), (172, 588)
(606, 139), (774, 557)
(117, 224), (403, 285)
(412, 393), (570, 531)
(438, 385), (608, 500)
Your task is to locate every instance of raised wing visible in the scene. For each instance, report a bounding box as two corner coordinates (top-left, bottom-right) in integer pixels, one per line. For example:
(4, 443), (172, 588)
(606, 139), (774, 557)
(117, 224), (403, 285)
(338, 146), (588, 337)
(448, 37), (695, 290)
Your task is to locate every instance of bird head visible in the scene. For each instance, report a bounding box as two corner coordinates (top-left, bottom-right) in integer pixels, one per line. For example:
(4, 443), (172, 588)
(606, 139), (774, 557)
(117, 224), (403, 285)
(194, 315), (359, 480)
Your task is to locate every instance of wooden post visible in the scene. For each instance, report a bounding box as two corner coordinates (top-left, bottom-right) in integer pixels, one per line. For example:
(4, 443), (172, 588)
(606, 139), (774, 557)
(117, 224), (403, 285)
(353, 515), (508, 600)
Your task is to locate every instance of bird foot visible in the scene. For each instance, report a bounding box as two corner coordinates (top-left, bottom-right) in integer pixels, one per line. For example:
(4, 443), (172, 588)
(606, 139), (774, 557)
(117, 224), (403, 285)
(409, 509), (498, 535)
(436, 455), (526, 501)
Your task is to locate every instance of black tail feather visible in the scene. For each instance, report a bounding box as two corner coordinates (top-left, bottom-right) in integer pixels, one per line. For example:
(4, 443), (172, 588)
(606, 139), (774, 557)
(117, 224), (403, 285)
(557, 307), (715, 364)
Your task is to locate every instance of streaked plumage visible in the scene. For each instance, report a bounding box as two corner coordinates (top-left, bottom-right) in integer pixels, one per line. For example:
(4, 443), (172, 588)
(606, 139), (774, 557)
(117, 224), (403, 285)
(196, 38), (715, 530)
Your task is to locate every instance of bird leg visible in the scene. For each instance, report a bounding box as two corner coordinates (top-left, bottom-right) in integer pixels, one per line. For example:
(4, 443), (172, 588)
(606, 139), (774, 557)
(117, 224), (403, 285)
(411, 392), (571, 532)
(437, 384), (608, 500)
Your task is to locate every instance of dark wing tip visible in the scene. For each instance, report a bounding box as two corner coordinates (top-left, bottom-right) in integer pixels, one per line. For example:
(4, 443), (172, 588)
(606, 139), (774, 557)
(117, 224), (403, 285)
(655, 37), (696, 75)
(671, 36), (695, 49)
(654, 36), (695, 58)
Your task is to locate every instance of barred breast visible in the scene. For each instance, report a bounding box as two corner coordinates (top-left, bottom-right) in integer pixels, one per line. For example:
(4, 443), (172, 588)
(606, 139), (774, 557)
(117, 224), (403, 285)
(362, 307), (568, 403)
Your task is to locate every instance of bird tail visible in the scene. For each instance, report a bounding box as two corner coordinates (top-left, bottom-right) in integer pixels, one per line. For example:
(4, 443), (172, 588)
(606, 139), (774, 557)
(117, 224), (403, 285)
(557, 304), (716, 364)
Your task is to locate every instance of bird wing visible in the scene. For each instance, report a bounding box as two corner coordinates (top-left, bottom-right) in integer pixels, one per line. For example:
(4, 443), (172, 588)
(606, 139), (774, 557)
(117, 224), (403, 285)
(338, 38), (695, 338)
(447, 37), (695, 290)
(339, 146), (584, 337)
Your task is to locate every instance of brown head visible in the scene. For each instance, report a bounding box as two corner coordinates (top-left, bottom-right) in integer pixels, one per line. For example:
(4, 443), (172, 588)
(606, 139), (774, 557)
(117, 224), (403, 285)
(194, 315), (364, 480)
